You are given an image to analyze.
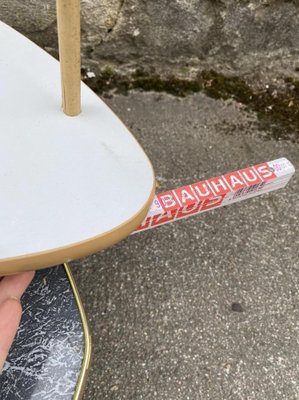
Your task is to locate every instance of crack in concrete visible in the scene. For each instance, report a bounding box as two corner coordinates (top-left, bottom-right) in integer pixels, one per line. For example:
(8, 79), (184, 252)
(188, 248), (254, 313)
(90, 0), (125, 51)
(106, 0), (125, 35)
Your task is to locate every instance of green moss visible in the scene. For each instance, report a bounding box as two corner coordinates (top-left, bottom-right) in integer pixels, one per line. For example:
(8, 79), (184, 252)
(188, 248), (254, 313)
(84, 68), (202, 97)
(197, 71), (299, 141)
(200, 70), (253, 102)
(131, 73), (202, 96)
(83, 68), (299, 142)
(102, 65), (114, 78)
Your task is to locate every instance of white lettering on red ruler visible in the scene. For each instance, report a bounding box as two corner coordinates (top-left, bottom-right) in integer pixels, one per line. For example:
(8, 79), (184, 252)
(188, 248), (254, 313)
(134, 158), (295, 233)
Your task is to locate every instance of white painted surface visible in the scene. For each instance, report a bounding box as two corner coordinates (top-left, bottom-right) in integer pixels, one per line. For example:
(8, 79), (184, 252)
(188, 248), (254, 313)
(0, 22), (154, 259)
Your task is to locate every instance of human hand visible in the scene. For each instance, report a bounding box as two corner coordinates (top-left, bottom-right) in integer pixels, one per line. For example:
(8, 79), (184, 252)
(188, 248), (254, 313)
(0, 271), (35, 370)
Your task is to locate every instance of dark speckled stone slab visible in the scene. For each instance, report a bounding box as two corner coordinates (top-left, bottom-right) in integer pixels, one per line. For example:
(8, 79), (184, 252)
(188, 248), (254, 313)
(0, 265), (84, 400)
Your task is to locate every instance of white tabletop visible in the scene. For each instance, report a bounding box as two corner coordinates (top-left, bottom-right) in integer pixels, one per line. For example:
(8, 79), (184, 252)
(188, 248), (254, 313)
(0, 22), (155, 273)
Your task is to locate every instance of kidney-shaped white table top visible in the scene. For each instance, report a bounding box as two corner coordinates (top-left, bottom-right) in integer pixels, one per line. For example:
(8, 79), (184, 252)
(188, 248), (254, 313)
(0, 22), (155, 274)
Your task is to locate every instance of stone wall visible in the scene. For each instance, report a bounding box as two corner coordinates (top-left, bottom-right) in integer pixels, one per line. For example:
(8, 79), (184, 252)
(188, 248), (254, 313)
(1, 0), (299, 82)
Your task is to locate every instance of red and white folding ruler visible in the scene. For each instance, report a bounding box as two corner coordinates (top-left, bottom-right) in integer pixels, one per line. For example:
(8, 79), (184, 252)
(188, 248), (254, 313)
(134, 158), (295, 233)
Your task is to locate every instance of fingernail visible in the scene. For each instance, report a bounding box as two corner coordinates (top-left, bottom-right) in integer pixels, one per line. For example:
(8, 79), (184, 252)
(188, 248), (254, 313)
(9, 295), (20, 302)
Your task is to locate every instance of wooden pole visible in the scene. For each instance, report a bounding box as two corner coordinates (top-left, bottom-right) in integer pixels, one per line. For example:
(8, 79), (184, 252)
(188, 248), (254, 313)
(56, 0), (81, 116)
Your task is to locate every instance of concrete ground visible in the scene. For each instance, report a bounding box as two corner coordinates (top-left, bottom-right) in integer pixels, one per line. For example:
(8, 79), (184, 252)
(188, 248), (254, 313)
(71, 91), (299, 400)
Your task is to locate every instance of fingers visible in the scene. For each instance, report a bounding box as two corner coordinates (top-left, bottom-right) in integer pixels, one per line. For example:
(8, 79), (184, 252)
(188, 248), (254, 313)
(0, 298), (22, 370)
(0, 271), (35, 371)
(0, 271), (35, 305)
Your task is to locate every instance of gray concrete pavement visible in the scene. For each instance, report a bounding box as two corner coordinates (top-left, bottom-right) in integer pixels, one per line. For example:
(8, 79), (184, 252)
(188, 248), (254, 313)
(71, 91), (299, 400)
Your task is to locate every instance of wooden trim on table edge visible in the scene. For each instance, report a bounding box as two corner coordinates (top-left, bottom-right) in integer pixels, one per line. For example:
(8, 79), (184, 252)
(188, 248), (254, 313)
(0, 183), (155, 275)
(64, 262), (92, 400)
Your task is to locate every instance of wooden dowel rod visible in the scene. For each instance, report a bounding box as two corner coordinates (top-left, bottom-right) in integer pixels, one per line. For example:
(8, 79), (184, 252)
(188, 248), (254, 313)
(56, 0), (81, 116)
